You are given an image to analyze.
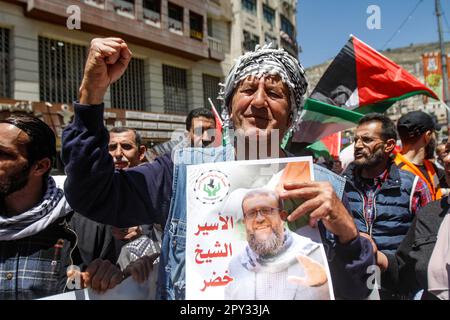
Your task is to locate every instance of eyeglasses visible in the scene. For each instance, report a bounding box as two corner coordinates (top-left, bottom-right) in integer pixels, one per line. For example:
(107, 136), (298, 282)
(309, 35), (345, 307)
(243, 207), (281, 220)
(354, 136), (384, 146)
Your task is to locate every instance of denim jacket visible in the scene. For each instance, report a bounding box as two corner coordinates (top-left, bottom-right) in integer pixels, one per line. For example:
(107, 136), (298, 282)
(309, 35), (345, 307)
(156, 145), (371, 300)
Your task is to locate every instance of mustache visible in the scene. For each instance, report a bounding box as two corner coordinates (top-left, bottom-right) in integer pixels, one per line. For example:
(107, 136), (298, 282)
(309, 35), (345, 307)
(244, 109), (270, 120)
(113, 156), (129, 164)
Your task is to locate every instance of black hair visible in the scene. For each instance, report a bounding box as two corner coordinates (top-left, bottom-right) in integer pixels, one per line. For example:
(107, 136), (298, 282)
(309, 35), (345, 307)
(358, 113), (398, 141)
(186, 108), (215, 131)
(0, 114), (56, 178)
(109, 127), (142, 146)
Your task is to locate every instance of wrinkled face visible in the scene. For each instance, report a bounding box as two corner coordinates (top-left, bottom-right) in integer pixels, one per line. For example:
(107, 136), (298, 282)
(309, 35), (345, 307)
(0, 123), (31, 197)
(189, 116), (216, 147)
(108, 131), (143, 169)
(353, 121), (390, 168)
(230, 75), (291, 141)
(242, 193), (285, 257)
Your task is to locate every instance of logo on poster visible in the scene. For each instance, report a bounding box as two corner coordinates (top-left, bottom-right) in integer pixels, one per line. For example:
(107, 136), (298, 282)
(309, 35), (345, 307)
(194, 170), (230, 204)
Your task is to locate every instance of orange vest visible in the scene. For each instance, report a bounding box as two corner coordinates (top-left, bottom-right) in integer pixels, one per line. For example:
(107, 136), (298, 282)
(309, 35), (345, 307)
(394, 152), (443, 201)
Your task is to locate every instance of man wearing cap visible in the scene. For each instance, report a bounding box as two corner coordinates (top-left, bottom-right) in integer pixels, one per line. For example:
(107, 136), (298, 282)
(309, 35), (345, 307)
(395, 111), (445, 201)
(62, 38), (375, 300)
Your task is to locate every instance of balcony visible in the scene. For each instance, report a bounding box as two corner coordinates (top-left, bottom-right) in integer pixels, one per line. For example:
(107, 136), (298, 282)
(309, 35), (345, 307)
(168, 18), (183, 35)
(113, 0), (135, 19)
(208, 36), (224, 61)
(84, 0), (105, 9)
(143, 8), (161, 28)
(24, 0), (209, 61)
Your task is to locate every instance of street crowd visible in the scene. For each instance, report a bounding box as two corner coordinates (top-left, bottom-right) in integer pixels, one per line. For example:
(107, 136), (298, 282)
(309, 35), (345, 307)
(1, 37), (449, 300)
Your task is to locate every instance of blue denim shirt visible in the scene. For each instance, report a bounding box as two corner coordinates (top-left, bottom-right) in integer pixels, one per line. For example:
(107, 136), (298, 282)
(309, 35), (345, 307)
(156, 145), (369, 300)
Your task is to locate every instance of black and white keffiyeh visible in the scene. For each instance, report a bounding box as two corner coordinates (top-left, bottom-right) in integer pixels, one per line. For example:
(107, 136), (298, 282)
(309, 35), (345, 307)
(0, 176), (71, 240)
(219, 43), (308, 133)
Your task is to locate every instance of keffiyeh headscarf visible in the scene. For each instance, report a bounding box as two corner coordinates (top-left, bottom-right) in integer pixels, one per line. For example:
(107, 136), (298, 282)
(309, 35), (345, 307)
(218, 43), (308, 133)
(0, 176), (71, 240)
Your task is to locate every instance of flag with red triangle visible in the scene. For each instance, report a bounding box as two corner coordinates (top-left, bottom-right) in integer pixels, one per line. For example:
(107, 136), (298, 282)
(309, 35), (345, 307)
(293, 35), (439, 144)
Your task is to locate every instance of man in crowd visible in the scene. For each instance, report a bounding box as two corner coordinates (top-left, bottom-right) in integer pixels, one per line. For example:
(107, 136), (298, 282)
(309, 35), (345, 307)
(185, 108), (216, 148)
(72, 126), (160, 271)
(62, 38), (374, 300)
(109, 127), (147, 169)
(342, 114), (432, 299)
(0, 114), (123, 299)
(395, 111), (445, 200)
(225, 189), (330, 300)
(344, 114), (432, 254)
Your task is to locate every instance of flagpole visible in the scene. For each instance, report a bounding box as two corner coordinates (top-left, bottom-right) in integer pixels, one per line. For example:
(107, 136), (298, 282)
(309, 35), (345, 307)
(435, 0), (450, 128)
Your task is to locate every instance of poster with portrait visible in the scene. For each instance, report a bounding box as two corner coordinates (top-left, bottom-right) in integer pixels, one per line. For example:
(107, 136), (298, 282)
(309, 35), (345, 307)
(185, 157), (334, 300)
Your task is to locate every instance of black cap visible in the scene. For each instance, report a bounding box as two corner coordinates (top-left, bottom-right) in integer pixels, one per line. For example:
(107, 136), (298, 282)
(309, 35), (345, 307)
(397, 111), (441, 138)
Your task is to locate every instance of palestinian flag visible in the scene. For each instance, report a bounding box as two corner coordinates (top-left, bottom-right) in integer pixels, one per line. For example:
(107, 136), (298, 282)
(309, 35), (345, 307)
(293, 35), (439, 144)
(208, 97), (227, 147)
(304, 132), (341, 161)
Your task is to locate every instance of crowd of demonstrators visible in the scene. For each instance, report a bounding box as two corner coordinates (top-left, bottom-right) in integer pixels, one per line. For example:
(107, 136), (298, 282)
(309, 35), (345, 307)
(342, 114), (432, 299)
(61, 38), (373, 301)
(4, 37), (450, 301)
(377, 137), (450, 300)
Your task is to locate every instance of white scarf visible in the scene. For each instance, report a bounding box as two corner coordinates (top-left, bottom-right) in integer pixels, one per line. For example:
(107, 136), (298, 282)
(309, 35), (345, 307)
(427, 210), (450, 300)
(0, 177), (72, 241)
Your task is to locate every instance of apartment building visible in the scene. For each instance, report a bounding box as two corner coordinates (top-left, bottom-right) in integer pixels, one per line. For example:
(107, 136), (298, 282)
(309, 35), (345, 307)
(230, 0), (298, 58)
(0, 0), (298, 150)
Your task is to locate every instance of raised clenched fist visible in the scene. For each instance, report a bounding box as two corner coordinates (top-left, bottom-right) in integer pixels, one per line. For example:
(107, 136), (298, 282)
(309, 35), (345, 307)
(79, 38), (132, 105)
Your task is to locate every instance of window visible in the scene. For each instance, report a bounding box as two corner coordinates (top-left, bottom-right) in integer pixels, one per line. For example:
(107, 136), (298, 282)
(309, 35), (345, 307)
(263, 5), (275, 27)
(84, 0), (106, 9)
(113, 0), (135, 19)
(38, 37), (86, 103)
(280, 15), (295, 39)
(207, 18), (213, 37)
(168, 2), (183, 34)
(143, 0), (161, 27)
(242, 0), (257, 14)
(163, 65), (188, 114)
(143, 0), (160, 12)
(190, 11), (203, 41)
(111, 58), (145, 110)
(243, 30), (259, 52)
(0, 27), (10, 98)
(203, 74), (221, 111)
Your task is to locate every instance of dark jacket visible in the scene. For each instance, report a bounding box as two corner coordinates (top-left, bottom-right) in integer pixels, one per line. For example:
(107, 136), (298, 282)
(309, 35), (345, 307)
(343, 161), (418, 255)
(382, 197), (449, 300)
(0, 215), (77, 300)
(69, 213), (118, 268)
(62, 104), (173, 228)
